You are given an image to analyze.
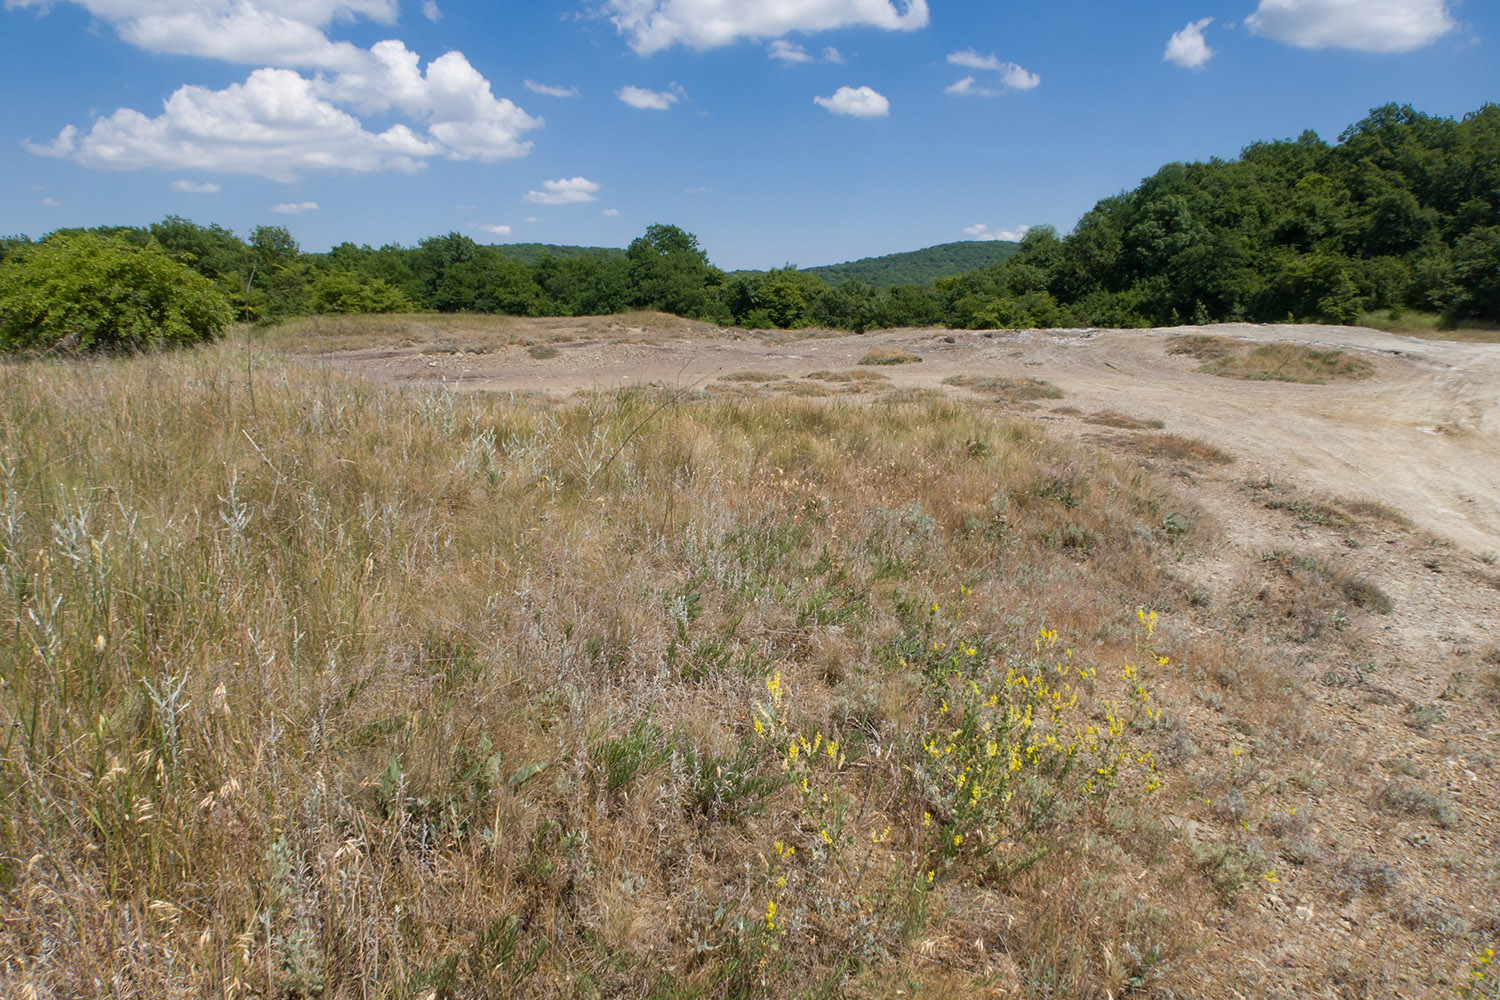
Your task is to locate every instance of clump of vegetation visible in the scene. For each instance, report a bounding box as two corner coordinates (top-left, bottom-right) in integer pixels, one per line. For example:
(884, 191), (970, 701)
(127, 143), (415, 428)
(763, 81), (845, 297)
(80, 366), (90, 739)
(1376, 779), (1457, 828)
(1087, 411), (1166, 430)
(718, 370), (784, 383)
(1258, 550), (1394, 640)
(859, 347), (922, 365)
(1168, 335), (1376, 384)
(941, 374), (1063, 402)
(526, 343), (561, 359)
(0, 231), (231, 353)
(1129, 433), (1235, 465)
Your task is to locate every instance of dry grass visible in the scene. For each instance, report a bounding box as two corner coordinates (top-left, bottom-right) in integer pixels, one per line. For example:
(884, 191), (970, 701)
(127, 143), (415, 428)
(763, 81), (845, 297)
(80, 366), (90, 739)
(858, 348), (922, 365)
(1358, 309), (1500, 343)
(1168, 335), (1376, 384)
(259, 311), (727, 355)
(0, 335), (1230, 999)
(1086, 411), (1166, 430)
(940, 375), (1063, 403)
(1129, 433), (1235, 466)
(806, 369), (888, 384)
(1248, 479), (1415, 533)
(2, 323), (1490, 999)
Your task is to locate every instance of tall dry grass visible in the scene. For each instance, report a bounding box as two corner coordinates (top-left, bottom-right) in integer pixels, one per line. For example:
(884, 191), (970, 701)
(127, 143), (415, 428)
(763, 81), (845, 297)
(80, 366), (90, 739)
(0, 335), (1273, 998)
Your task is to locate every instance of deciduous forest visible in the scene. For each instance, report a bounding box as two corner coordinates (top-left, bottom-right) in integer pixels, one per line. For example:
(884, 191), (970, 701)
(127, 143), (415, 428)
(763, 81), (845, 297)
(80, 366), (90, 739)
(2, 103), (1496, 352)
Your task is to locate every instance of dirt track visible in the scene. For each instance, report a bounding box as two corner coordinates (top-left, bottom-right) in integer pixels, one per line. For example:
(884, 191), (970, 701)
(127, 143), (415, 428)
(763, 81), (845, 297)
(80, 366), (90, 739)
(322, 322), (1500, 557)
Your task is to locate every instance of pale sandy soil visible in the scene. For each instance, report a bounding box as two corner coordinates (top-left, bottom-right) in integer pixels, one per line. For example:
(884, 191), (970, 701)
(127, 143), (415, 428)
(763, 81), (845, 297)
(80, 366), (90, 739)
(307, 322), (1500, 998)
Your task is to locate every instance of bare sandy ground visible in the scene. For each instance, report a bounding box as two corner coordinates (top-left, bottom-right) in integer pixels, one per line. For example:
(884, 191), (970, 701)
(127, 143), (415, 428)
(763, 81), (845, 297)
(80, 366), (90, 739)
(321, 322), (1500, 557)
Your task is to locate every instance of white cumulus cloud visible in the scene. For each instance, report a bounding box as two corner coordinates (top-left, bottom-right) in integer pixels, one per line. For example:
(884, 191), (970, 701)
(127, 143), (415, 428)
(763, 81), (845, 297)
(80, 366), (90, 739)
(814, 85), (889, 117)
(473, 223), (512, 235)
(605, 0), (929, 55)
(1165, 17), (1215, 68)
(945, 50), (1039, 91)
(964, 223), (1029, 242)
(270, 201), (319, 214)
(618, 84), (682, 110)
(602, 208), (621, 217)
(525, 79), (580, 98)
(172, 179), (222, 193)
(25, 68), (441, 181)
(421, 0), (441, 21)
(13, 0), (541, 179)
(1245, 0), (1455, 52)
(823, 46), (845, 63)
(526, 176), (601, 205)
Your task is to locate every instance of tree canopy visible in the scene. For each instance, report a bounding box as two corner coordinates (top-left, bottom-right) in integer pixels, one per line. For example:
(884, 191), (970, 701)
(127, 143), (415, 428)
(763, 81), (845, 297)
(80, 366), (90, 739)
(6, 103), (1495, 342)
(0, 231), (232, 353)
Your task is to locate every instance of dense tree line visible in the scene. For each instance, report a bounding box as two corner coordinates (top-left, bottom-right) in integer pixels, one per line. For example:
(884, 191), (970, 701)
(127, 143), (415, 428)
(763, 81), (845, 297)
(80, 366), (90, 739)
(3, 102), (1495, 350)
(796, 240), (1021, 289)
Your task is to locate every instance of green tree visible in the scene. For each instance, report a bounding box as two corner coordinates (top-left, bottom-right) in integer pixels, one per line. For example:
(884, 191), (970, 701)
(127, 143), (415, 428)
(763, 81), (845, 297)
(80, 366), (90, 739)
(244, 224), (307, 321)
(625, 224), (725, 320)
(0, 231), (231, 352)
(308, 271), (414, 314)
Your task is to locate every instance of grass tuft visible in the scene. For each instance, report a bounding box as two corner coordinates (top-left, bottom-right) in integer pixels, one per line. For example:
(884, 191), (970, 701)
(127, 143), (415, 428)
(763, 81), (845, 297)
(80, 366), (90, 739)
(1169, 335), (1375, 383)
(941, 374), (1063, 402)
(859, 348), (922, 365)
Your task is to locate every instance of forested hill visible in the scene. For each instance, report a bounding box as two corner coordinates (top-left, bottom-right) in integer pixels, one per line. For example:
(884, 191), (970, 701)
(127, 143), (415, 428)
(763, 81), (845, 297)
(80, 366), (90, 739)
(5, 103), (1497, 344)
(800, 240), (1020, 288)
(490, 243), (624, 264)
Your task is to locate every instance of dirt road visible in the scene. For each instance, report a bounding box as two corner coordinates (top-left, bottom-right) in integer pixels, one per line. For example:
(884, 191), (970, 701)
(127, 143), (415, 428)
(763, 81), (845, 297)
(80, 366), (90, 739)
(319, 321), (1500, 558)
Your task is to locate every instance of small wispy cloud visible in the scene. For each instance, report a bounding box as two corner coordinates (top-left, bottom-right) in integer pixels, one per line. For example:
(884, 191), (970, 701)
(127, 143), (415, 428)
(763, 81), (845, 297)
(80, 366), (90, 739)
(602, 208), (621, 217)
(421, 0), (441, 21)
(172, 180), (222, 194)
(525, 79), (580, 98)
(39, 196), (61, 208)
(618, 84), (684, 110)
(945, 49), (1040, 92)
(769, 39), (814, 62)
(964, 223), (1029, 242)
(945, 76), (996, 98)
(823, 46), (845, 63)
(473, 223), (512, 235)
(526, 176), (601, 205)
(270, 201), (318, 214)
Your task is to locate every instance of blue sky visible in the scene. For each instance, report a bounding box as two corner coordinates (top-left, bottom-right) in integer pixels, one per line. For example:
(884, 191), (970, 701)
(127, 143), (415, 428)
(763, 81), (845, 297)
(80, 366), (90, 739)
(2, 0), (1496, 270)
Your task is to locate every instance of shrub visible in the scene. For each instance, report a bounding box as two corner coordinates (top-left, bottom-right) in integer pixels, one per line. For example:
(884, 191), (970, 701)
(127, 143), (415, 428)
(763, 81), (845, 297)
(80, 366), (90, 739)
(0, 231), (232, 352)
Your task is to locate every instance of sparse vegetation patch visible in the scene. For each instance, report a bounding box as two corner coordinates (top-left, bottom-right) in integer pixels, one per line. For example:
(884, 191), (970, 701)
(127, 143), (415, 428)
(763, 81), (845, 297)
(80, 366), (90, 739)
(941, 374), (1063, 402)
(1129, 433), (1235, 465)
(1087, 411), (1167, 430)
(1169, 335), (1376, 384)
(858, 347), (922, 365)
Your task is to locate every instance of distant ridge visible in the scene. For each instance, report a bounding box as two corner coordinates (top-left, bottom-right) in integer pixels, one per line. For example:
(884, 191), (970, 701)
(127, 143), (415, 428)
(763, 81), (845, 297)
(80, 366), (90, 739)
(802, 240), (1021, 288)
(491, 242), (625, 263)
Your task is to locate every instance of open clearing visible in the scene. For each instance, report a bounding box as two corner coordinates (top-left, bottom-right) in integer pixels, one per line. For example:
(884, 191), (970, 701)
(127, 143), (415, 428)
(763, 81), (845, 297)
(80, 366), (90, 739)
(6, 319), (1497, 999)
(299, 320), (1500, 995)
(309, 320), (1500, 557)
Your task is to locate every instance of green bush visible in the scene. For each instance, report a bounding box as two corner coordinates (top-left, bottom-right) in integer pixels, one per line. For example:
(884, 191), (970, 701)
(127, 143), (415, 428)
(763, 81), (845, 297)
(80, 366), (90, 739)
(0, 231), (232, 353)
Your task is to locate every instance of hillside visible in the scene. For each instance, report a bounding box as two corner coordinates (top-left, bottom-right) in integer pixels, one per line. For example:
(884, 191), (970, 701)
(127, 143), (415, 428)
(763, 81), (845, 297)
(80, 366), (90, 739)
(801, 239), (1021, 287)
(490, 242), (625, 263)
